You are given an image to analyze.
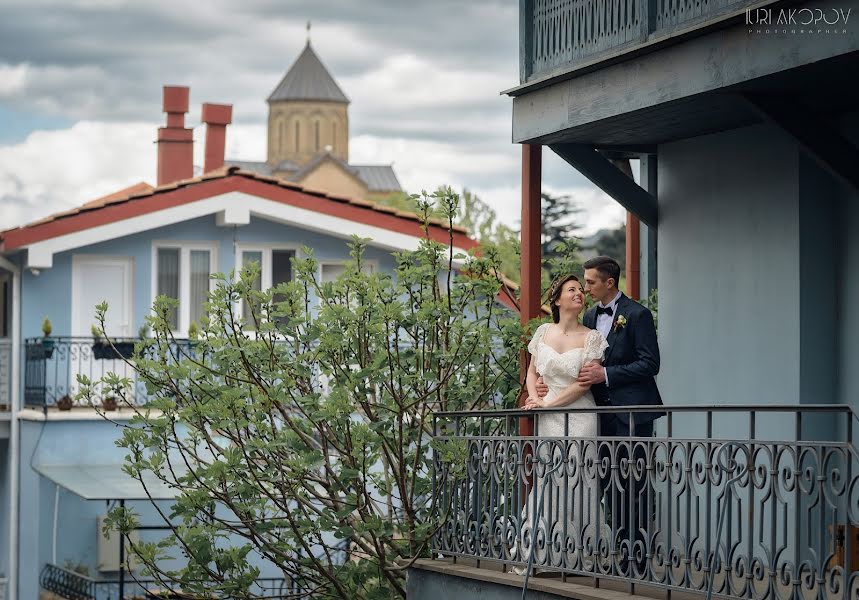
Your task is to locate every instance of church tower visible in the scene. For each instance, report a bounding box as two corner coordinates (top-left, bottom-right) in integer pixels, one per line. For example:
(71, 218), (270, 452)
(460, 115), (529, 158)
(266, 41), (350, 168)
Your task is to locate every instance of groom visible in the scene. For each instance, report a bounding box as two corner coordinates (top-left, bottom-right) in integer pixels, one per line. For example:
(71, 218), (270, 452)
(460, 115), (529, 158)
(577, 255), (663, 437)
(537, 255), (663, 573)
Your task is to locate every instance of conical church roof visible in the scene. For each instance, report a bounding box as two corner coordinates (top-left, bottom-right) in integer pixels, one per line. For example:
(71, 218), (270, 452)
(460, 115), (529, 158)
(267, 42), (349, 104)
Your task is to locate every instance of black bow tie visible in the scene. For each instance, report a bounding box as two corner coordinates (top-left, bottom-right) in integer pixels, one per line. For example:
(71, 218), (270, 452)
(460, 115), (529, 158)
(596, 306), (614, 317)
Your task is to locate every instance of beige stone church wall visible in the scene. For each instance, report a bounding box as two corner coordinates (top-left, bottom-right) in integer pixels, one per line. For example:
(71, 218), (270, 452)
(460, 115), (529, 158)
(268, 100), (348, 165)
(299, 161), (368, 199)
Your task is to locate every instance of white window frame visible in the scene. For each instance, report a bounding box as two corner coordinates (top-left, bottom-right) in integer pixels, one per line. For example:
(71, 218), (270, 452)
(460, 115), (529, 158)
(235, 243), (301, 324)
(318, 259), (378, 283)
(151, 241), (218, 337)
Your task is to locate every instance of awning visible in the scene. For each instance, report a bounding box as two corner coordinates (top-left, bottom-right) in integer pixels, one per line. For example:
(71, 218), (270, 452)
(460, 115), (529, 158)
(34, 464), (179, 501)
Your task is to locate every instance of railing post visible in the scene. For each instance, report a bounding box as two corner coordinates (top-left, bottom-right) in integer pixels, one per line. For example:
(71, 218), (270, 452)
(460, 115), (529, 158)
(845, 413), (853, 600)
(641, 0), (658, 39)
(519, 0), (534, 83)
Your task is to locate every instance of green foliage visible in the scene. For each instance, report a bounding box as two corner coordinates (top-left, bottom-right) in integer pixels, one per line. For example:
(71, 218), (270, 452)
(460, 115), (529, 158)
(541, 191), (582, 281)
(375, 186), (521, 284)
(589, 226), (626, 271)
(79, 188), (525, 600)
(640, 287), (658, 330)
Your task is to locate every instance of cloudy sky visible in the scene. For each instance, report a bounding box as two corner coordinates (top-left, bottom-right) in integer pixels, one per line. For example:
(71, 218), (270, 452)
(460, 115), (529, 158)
(0, 0), (625, 235)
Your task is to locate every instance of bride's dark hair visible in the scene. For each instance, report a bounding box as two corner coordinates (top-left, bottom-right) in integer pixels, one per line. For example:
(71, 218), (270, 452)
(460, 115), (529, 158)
(547, 274), (581, 324)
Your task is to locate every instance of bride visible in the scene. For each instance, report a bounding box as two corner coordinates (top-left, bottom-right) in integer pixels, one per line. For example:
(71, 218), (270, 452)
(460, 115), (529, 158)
(517, 274), (609, 570)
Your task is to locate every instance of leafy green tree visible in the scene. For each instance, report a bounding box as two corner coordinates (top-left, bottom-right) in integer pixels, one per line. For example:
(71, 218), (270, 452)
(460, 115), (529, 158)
(590, 226), (626, 271)
(79, 189), (524, 600)
(541, 191), (582, 280)
(376, 187), (521, 284)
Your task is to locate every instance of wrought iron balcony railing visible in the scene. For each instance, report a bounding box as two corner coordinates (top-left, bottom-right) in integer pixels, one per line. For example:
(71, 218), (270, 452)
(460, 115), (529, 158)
(432, 405), (859, 600)
(521, 0), (756, 83)
(39, 563), (302, 600)
(0, 338), (10, 411)
(23, 337), (194, 409)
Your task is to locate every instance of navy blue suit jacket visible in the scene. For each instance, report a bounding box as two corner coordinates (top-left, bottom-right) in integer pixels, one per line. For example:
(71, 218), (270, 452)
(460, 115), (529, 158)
(583, 293), (663, 426)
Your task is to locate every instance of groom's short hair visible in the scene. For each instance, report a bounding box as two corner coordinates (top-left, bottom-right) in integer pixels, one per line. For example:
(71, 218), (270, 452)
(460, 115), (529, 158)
(584, 256), (621, 287)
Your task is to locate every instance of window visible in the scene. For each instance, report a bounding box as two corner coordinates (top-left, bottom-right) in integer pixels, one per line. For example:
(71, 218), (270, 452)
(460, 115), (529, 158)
(237, 247), (296, 328)
(332, 123), (336, 152)
(279, 120), (287, 151)
(153, 243), (216, 335)
(320, 262), (376, 283)
(294, 121), (300, 152)
(314, 121), (320, 152)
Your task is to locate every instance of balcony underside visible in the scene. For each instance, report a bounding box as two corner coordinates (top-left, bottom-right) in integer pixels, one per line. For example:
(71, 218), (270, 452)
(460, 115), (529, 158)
(511, 11), (859, 147)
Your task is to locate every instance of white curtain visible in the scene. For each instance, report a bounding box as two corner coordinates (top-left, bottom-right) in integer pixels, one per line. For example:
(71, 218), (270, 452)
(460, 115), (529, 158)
(157, 248), (180, 330)
(189, 250), (210, 328)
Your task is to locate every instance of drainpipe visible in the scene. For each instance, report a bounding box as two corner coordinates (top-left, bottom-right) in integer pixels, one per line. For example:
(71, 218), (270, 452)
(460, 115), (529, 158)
(7, 260), (20, 600)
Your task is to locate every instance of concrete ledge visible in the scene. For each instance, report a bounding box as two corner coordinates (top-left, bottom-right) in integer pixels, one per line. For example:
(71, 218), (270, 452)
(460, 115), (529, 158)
(408, 559), (669, 600)
(18, 407), (162, 421)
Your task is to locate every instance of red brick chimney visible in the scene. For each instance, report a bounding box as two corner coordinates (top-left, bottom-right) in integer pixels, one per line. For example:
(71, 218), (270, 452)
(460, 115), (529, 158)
(201, 103), (233, 173)
(156, 86), (193, 186)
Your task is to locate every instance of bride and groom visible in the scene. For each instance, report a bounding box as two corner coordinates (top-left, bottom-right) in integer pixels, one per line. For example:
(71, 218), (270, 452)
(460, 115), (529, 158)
(518, 255), (663, 573)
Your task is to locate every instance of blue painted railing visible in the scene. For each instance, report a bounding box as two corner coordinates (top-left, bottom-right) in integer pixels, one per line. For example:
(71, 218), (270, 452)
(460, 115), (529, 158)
(521, 0), (755, 82)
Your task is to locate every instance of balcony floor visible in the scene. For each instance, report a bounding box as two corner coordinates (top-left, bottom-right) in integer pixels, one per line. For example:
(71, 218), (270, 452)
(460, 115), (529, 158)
(409, 557), (845, 600)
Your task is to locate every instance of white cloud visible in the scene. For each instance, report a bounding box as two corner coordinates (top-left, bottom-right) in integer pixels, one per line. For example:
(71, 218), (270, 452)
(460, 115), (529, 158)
(0, 63), (29, 97)
(0, 121), (155, 229)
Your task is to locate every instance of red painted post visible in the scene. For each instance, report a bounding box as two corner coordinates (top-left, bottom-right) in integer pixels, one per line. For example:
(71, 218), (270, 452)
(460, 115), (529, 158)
(201, 103), (233, 173)
(157, 86), (193, 186)
(626, 212), (641, 300)
(520, 144), (541, 431)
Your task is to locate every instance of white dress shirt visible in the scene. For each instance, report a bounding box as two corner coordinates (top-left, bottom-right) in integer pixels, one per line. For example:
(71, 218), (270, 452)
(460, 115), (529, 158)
(595, 291), (622, 386)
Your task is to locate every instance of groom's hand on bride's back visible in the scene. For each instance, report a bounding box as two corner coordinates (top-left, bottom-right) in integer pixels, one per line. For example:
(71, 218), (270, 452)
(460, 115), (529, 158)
(535, 377), (549, 398)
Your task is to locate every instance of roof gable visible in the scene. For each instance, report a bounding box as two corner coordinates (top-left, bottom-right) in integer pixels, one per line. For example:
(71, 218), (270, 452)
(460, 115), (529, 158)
(268, 43), (349, 104)
(0, 167), (475, 268)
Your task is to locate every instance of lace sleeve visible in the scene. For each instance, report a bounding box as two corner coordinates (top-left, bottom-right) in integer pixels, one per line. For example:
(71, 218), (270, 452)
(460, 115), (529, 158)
(583, 329), (609, 363)
(527, 323), (549, 356)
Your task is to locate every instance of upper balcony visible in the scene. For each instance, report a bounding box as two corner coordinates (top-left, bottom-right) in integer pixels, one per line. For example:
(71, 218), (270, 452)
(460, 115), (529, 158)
(519, 0), (758, 85)
(510, 0), (859, 147)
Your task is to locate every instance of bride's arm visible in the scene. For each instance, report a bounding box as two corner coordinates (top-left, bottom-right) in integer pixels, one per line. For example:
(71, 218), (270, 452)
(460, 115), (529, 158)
(544, 359), (601, 407)
(543, 380), (591, 408)
(525, 360), (540, 404)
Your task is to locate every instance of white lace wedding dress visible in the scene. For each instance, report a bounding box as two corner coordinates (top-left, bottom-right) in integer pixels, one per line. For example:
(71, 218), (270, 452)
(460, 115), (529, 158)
(517, 324), (609, 569)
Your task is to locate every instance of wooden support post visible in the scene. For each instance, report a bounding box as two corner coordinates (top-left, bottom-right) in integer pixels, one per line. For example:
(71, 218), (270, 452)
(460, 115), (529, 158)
(520, 143), (541, 425)
(626, 212), (640, 300)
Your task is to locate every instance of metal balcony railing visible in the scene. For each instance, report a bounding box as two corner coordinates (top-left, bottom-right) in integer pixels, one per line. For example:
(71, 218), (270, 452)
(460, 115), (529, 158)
(0, 338), (10, 410)
(522, 0), (756, 82)
(23, 337), (194, 409)
(39, 564), (302, 600)
(432, 405), (859, 600)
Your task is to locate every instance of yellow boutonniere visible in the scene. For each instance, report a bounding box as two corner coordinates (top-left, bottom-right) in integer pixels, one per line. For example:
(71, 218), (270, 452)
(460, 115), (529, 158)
(614, 315), (628, 332)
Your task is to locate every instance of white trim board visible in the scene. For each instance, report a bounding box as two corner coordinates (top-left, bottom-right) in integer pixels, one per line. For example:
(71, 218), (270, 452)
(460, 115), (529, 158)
(23, 192), (471, 269)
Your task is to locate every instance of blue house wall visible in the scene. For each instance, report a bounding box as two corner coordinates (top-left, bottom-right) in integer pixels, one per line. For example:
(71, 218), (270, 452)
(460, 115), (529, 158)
(20, 214), (399, 339)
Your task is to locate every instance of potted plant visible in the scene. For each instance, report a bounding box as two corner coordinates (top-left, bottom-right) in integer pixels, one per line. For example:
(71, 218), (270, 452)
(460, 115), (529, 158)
(91, 324), (135, 360)
(28, 317), (56, 360)
(57, 394), (73, 411)
(101, 396), (118, 411)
